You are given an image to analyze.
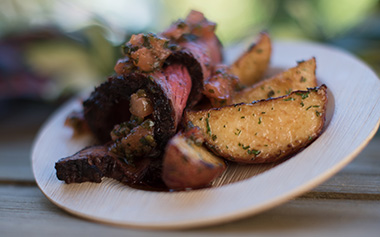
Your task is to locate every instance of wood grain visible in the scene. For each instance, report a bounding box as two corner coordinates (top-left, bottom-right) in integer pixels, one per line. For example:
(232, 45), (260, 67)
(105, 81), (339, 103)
(1, 185), (380, 236)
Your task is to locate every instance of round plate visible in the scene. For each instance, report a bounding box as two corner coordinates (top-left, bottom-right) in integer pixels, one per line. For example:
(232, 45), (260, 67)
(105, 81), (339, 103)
(32, 40), (380, 229)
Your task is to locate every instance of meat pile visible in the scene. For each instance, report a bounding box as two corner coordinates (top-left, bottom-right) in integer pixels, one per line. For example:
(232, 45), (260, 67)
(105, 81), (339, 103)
(55, 10), (227, 190)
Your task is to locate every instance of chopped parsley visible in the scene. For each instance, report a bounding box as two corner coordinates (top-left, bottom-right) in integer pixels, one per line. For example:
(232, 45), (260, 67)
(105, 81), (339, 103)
(242, 144), (250, 150)
(284, 97), (295, 101)
(306, 105), (320, 111)
(247, 149), (261, 155)
(205, 113), (211, 136)
(296, 92), (309, 99)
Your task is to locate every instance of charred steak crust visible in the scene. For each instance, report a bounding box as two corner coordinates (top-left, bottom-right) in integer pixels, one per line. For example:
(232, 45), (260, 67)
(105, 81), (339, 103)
(55, 145), (151, 185)
(83, 73), (175, 147)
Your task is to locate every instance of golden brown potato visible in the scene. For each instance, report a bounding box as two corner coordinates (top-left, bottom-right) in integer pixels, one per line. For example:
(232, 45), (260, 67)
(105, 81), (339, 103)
(162, 128), (227, 190)
(230, 32), (271, 86)
(184, 85), (327, 163)
(232, 58), (317, 104)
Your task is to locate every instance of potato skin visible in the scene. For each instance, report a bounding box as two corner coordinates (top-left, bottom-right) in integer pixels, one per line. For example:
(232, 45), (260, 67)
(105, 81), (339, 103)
(184, 85), (328, 164)
(232, 58), (317, 104)
(230, 32), (271, 86)
(162, 129), (227, 190)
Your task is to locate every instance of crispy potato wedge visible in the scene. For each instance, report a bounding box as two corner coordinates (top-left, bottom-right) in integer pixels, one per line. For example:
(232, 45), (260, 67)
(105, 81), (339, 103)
(184, 85), (327, 163)
(230, 32), (271, 86)
(232, 58), (317, 104)
(162, 128), (227, 190)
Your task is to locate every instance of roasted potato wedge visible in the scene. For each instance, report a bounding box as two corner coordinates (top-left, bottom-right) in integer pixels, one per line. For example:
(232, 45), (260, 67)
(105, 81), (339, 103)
(184, 85), (327, 163)
(230, 32), (271, 86)
(162, 127), (227, 190)
(232, 58), (317, 104)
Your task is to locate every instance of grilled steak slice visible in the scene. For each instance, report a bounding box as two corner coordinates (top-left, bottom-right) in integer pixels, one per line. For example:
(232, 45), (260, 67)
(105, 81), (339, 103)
(163, 10), (223, 107)
(166, 49), (206, 108)
(55, 145), (151, 185)
(83, 63), (192, 147)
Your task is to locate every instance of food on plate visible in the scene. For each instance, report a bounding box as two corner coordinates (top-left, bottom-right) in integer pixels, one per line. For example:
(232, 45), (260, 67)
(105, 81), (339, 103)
(184, 85), (327, 163)
(56, 10), (328, 191)
(232, 58), (317, 104)
(162, 127), (227, 190)
(230, 32), (271, 86)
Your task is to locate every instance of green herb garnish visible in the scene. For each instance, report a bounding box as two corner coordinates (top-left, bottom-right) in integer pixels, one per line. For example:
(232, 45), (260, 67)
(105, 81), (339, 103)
(284, 97), (295, 101)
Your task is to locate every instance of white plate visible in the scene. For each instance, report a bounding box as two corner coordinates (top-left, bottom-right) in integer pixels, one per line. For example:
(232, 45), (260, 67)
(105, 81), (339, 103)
(32, 40), (380, 229)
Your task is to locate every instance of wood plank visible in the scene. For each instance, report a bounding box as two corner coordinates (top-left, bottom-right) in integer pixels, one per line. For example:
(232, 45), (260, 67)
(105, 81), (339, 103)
(307, 173), (380, 199)
(0, 135), (35, 182)
(1, 185), (380, 236)
(207, 198), (380, 236)
(0, 100), (57, 182)
(338, 135), (380, 175)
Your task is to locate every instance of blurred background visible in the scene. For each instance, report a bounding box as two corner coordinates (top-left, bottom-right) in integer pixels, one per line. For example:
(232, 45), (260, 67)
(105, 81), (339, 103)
(1, 0), (379, 138)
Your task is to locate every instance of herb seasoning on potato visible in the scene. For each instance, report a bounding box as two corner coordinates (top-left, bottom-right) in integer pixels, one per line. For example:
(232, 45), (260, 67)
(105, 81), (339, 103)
(232, 58), (317, 104)
(184, 85), (327, 163)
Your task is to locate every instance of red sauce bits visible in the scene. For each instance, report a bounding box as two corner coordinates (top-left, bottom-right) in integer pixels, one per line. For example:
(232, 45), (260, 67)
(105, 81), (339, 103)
(114, 33), (171, 74)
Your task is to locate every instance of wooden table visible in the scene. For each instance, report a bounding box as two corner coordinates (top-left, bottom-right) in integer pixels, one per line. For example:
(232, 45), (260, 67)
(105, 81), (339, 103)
(1, 102), (379, 236)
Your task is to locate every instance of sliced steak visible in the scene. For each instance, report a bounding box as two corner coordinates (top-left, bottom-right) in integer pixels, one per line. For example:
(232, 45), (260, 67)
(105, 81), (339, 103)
(83, 63), (192, 147)
(55, 145), (151, 185)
